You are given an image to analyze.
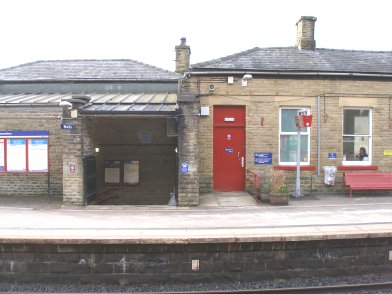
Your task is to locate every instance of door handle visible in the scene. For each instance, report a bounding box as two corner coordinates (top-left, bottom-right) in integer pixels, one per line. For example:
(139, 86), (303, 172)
(241, 156), (245, 168)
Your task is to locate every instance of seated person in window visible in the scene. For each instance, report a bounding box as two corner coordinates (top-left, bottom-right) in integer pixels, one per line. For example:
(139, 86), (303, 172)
(356, 147), (368, 161)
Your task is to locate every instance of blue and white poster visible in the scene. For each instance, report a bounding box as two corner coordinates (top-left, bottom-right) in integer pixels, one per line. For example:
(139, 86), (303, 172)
(254, 152), (273, 164)
(7, 139), (26, 171)
(28, 139), (48, 172)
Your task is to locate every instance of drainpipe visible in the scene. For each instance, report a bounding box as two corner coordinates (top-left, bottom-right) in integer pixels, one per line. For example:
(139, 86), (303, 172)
(317, 95), (321, 176)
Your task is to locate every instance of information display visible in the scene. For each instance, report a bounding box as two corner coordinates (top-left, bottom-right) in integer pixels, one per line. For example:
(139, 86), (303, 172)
(124, 160), (139, 185)
(0, 139), (4, 172)
(104, 160), (121, 183)
(28, 139), (48, 172)
(0, 131), (49, 173)
(7, 139), (27, 171)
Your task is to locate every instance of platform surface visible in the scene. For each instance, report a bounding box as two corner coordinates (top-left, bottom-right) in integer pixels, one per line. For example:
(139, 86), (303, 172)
(0, 192), (392, 243)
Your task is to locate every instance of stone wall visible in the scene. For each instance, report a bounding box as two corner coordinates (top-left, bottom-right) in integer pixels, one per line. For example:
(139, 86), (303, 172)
(0, 107), (63, 198)
(192, 75), (392, 194)
(1, 238), (391, 284)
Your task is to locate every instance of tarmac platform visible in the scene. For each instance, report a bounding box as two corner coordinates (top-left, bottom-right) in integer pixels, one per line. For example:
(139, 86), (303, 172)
(1, 191), (392, 244)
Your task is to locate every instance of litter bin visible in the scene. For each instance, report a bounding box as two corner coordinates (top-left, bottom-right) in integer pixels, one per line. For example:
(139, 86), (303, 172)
(323, 166), (337, 186)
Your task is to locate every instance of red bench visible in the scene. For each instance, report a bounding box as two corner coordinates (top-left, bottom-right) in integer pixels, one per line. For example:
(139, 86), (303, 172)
(342, 172), (392, 198)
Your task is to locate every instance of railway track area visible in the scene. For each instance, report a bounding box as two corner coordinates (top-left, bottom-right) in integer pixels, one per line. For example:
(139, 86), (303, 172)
(1, 279), (392, 294)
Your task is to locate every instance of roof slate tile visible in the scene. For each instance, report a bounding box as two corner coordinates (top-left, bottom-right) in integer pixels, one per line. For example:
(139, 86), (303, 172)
(0, 59), (180, 81)
(191, 47), (392, 74)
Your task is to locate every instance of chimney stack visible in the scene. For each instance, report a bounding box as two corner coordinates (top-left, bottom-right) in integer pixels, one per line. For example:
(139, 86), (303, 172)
(175, 37), (191, 73)
(295, 16), (317, 50)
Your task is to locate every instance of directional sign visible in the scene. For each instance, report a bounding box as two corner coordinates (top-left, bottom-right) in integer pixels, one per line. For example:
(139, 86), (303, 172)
(61, 124), (75, 130)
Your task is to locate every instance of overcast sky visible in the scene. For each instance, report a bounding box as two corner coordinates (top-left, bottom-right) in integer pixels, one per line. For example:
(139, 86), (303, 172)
(0, 0), (391, 71)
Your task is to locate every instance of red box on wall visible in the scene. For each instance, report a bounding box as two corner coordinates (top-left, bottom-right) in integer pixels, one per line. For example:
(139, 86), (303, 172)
(295, 115), (313, 128)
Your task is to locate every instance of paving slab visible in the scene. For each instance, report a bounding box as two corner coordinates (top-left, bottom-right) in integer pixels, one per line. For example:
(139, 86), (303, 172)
(0, 193), (392, 243)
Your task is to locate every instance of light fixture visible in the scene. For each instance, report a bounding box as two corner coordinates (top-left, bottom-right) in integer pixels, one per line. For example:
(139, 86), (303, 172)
(242, 74), (253, 80)
(242, 74), (253, 87)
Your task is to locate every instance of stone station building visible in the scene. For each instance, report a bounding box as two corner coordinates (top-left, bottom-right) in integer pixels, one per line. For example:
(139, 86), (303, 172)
(0, 16), (392, 207)
(176, 16), (392, 205)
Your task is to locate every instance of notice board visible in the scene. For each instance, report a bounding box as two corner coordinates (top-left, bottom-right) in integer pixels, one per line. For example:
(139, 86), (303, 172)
(124, 160), (139, 185)
(104, 160), (121, 184)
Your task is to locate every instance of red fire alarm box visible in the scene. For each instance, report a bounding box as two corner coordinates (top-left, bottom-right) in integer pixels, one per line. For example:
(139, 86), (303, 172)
(295, 115), (313, 128)
(302, 115), (313, 127)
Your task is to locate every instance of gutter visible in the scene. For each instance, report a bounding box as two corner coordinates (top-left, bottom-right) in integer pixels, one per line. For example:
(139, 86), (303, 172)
(79, 110), (179, 117)
(186, 70), (392, 79)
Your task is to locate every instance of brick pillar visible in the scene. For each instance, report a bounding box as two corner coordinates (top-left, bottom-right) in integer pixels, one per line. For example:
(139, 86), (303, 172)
(62, 113), (94, 205)
(177, 94), (200, 206)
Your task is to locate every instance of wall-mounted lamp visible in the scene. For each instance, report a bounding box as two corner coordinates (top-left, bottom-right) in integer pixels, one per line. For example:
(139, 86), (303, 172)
(242, 74), (253, 86)
(95, 147), (100, 153)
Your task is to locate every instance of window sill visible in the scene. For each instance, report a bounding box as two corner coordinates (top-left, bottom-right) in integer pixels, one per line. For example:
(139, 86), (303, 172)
(274, 166), (316, 171)
(337, 165), (378, 171)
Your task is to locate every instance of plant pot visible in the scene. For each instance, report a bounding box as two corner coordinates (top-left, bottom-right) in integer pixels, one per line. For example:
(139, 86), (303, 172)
(260, 193), (270, 203)
(255, 187), (261, 200)
(269, 192), (289, 205)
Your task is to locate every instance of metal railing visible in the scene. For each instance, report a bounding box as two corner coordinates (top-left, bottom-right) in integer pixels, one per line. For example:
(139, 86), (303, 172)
(247, 169), (261, 201)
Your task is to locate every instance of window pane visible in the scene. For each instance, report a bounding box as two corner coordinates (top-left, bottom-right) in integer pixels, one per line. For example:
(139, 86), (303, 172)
(280, 135), (309, 162)
(343, 137), (369, 161)
(343, 109), (369, 135)
(281, 109), (298, 132)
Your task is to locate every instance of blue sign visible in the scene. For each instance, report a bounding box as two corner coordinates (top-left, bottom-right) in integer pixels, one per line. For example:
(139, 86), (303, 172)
(180, 162), (188, 173)
(254, 152), (272, 164)
(61, 124), (75, 130)
(225, 148), (234, 153)
(0, 131), (48, 137)
(328, 153), (337, 159)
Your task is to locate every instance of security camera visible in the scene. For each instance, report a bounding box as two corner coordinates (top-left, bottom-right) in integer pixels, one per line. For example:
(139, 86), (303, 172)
(59, 101), (73, 109)
(242, 74), (253, 80)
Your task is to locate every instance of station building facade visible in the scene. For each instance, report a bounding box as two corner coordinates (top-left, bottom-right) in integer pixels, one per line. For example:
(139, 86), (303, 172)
(0, 60), (180, 205)
(176, 16), (392, 205)
(0, 16), (392, 207)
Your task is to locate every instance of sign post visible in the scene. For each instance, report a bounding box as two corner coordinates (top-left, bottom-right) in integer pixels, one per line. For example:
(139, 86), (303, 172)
(294, 110), (312, 198)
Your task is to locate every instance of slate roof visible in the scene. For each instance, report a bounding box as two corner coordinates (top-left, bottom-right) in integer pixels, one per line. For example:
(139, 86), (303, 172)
(191, 47), (392, 75)
(0, 59), (180, 81)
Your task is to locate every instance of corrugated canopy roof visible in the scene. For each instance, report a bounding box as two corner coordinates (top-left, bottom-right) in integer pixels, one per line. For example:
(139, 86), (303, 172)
(0, 93), (178, 115)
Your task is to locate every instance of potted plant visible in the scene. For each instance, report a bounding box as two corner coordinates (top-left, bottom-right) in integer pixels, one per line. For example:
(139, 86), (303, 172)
(260, 184), (270, 203)
(269, 169), (289, 205)
(260, 168), (272, 203)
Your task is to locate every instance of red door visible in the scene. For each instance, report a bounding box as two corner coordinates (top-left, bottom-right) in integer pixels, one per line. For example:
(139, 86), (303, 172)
(213, 106), (246, 191)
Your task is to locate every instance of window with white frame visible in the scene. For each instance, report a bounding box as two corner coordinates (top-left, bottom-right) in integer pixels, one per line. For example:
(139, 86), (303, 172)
(279, 108), (310, 165)
(342, 109), (371, 165)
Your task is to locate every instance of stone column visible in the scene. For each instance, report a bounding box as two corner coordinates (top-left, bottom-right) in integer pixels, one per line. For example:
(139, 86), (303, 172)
(177, 94), (200, 206)
(62, 112), (94, 205)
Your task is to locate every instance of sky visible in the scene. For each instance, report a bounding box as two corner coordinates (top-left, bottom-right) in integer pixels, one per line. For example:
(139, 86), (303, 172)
(0, 0), (391, 71)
